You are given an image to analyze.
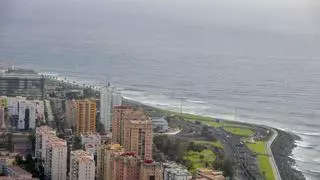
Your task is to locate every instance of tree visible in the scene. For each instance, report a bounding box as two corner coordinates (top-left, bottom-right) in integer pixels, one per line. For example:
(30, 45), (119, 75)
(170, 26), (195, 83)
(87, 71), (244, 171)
(213, 158), (234, 177)
(29, 134), (36, 152)
(15, 155), (23, 165)
(73, 136), (82, 150)
(187, 142), (206, 152)
(182, 159), (193, 171)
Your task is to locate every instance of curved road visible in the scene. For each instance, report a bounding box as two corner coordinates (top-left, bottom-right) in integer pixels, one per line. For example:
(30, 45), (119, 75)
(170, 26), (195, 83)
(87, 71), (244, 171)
(266, 128), (282, 180)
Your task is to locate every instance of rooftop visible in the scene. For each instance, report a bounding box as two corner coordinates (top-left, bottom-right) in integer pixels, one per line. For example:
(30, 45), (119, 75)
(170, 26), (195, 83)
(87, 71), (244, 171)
(47, 136), (67, 148)
(109, 144), (123, 150)
(129, 119), (152, 125)
(0, 72), (43, 79)
(113, 105), (131, 110)
(71, 150), (94, 163)
(36, 126), (55, 135)
(197, 168), (224, 179)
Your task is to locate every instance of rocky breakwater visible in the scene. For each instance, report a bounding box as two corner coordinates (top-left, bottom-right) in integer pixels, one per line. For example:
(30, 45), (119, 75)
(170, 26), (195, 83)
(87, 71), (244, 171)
(271, 129), (305, 180)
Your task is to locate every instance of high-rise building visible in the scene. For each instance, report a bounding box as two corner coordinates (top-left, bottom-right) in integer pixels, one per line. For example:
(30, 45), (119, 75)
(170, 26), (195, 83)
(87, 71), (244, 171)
(100, 87), (122, 133)
(96, 144), (124, 180)
(107, 151), (163, 180)
(112, 107), (153, 159)
(44, 136), (67, 180)
(65, 99), (77, 128)
(111, 105), (132, 145)
(140, 160), (164, 180)
(17, 100), (36, 130)
(69, 150), (95, 180)
(75, 99), (96, 135)
(123, 113), (153, 160)
(0, 71), (45, 99)
(35, 126), (56, 160)
(111, 152), (141, 180)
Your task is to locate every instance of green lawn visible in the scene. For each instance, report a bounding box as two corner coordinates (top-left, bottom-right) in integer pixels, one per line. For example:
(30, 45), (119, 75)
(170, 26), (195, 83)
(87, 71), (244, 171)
(224, 126), (254, 137)
(159, 108), (275, 179)
(257, 155), (275, 180)
(184, 149), (216, 172)
(246, 141), (275, 180)
(193, 140), (223, 149)
(246, 141), (268, 155)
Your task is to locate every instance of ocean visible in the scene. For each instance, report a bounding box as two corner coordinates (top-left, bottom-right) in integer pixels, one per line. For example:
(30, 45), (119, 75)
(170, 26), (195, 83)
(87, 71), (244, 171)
(0, 0), (319, 179)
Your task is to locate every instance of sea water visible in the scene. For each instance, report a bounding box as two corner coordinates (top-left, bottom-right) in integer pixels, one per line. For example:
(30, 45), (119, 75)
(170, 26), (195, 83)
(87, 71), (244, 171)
(0, 0), (319, 179)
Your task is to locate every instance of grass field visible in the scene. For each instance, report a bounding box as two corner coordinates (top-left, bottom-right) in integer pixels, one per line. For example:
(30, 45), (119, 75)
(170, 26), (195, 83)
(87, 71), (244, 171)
(257, 155), (275, 180)
(224, 126), (255, 137)
(159, 108), (274, 179)
(246, 141), (275, 180)
(184, 149), (216, 172)
(246, 141), (268, 155)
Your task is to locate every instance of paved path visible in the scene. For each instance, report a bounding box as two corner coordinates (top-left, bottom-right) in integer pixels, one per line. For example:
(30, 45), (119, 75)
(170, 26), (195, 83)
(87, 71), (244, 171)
(154, 129), (182, 136)
(266, 128), (282, 180)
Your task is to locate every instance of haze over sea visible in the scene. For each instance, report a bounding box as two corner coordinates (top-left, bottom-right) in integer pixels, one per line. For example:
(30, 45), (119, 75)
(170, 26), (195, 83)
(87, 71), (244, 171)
(0, 0), (319, 178)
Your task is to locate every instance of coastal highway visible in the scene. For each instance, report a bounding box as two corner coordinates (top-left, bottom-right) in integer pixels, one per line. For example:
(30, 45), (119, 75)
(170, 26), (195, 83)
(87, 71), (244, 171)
(267, 128), (282, 180)
(214, 127), (263, 180)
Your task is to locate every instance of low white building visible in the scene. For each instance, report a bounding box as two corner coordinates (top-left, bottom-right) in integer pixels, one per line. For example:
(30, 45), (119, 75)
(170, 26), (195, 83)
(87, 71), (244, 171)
(152, 117), (169, 133)
(163, 162), (192, 180)
(69, 150), (95, 180)
(80, 133), (101, 156)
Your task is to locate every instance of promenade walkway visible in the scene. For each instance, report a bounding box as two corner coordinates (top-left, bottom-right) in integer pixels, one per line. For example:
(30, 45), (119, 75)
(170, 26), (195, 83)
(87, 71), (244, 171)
(267, 128), (282, 180)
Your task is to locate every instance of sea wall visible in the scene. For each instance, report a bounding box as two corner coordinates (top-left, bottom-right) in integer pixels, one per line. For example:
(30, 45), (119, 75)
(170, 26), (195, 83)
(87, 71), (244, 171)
(271, 129), (305, 180)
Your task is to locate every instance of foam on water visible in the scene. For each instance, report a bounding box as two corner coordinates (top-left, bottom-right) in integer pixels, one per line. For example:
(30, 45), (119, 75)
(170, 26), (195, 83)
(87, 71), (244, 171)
(36, 70), (320, 180)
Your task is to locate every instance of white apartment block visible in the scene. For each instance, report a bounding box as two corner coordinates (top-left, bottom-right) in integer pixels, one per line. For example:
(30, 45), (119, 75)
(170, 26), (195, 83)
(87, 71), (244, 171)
(7, 96), (26, 116)
(80, 133), (101, 156)
(35, 126), (56, 160)
(100, 87), (122, 132)
(45, 136), (67, 180)
(18, 100), (36, 130)
(69, 150), (95, 180)
(6, 97), (41, 130)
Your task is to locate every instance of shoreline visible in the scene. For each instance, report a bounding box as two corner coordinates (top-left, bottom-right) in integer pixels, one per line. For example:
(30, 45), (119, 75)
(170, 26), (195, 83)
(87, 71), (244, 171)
(43, 72), (305, 179)
(124, 99), (305, 180)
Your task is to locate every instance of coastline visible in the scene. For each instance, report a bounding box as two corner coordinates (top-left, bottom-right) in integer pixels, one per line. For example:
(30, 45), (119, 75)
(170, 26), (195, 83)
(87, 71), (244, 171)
(43, 73), (305, 179)
(124, 99), (305, 180)
(271, 129), (305, 180)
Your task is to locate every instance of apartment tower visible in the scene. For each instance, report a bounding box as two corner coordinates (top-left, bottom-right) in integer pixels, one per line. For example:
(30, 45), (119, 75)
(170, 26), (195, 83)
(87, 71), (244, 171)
(111, 105), (132, 145)
(44, 136), (67, 180)
(123, 116), (153, 160)
(96, 144), (124, 180)
(69, 150), (95, 180)
(65, 99), (77, 128)
(100, 87), (122, 133)
(35, 126), (56, 160)
(75, 99), (96, 135)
